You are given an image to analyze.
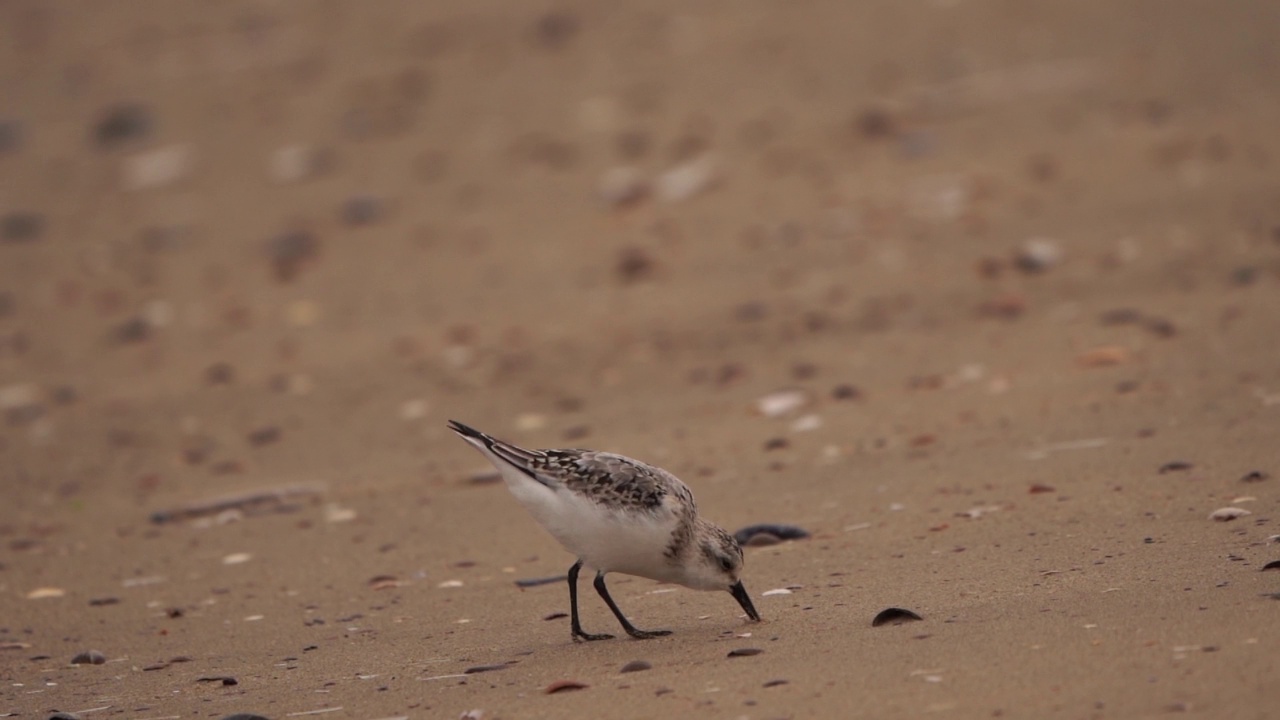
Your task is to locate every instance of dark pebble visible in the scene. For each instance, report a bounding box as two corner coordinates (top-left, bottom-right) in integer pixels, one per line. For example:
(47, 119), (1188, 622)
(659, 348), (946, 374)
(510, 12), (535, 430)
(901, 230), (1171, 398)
(616, 246), (655, 283)
(1158, 461), (1193, 474)
(196, 676), (238, 686)
(1262, 560), (1280, 571)
(1142, 317), (1177, 338)
(514, 574), (567, 588)
(70, 650), (106, 665)
(762, 679), (789, 688)
(872, 607), (923, 627)
(545, 679), (589, 694)
(112, 316), (151, 344)
(831, 384), (862, 400)
(142, 662), (170, 671)
(1, 211), (45, 243)
(88, 597), (120, 606)
(464, 663), (511, 674)
(267, 230), (320, 283)
(727, 647), (763, 657)
(205, 362), (236, 385)
(855, 106), (896, 139)
(1230, 266), (1259, 286)
(341, 195), (383, 226)
(0, 118), (20, 153)
(532, 12), (579, 50)
(620, 660), (651, 673)
(762, 437), (789, 451)
(1241, 470), (1269, 483)
(221, 715), (272, 720)
(247, 426), (282, 446)
(734, 523), (811, 546)
(94, 103), (153, 148)
(48, 713), (83, 720)
(543, 611), (568, 621)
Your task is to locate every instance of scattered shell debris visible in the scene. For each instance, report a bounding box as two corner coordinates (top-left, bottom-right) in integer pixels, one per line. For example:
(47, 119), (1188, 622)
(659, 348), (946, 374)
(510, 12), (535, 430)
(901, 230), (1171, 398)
(222, 553), (252, 565)
(545, 679), (589, 694)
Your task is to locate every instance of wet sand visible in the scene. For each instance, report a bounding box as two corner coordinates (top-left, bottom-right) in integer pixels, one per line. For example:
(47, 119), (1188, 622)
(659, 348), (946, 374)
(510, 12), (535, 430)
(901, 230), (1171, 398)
(3, 2), (1279, 718)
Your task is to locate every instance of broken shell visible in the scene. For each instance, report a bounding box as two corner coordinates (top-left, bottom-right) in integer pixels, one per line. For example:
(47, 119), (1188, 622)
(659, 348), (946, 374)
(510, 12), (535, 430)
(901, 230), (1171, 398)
(755, 389), (810, 418)
(872, 607), (923, 627)
(545, 679), (589, 693)
(1208, 507), (1251, 521)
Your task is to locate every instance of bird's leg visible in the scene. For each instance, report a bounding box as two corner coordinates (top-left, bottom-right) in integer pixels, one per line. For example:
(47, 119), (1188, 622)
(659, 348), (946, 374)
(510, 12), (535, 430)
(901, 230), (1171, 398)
(568, 560), (613, 641)
(592, 571), (672, 639)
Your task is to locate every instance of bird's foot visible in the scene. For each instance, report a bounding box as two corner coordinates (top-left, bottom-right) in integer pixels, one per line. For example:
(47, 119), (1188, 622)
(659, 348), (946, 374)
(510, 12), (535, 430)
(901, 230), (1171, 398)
(625, 628), (672, 640)
(572, 631), (615, 642)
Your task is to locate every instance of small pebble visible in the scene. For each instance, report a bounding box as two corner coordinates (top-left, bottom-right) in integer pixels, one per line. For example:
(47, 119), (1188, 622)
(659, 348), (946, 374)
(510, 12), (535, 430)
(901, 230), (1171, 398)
(872, 607), (923, 627)
(1240, 470), (1268, 483)
(598, 166), (648, 207)
(247, 426), (281, 446)
(1014, 237), (1062, 273)
(267, 230), (320, 283)
(727, 647), (763, 657)
(543, 612), (568, 621)
(1208, 507), (1251, 522)
(619, 660), (651, 673)
(94, 103), (153, 148)
(831, 384), (862, 401)
(734, 523), (810, 546)
(655, 156), (716, 202)
(341, 195), (383, 226)
(1261, 561), (1280, 571)
(221, 715), (271, 720)
(464, 663), (510, 674)
(1028, 483), (1056, 494)
(1077, 346), (1130, 367)
(196, 676), (238, 686)
(458, 711), (485, 720)
(532, 12), (579, 50)
(70, 650), (106, 665)
(514, 575), (566, 588)
(545, 679), (589, 694)
(616, 246), (655, 283)
(1, 211), (44, 243)
(205, 362), (236, 385)
(122, 144), (191, 190)
(756, 389), (809, 418)
(48, 713), (83, 720)
(1158, 461), (1193, 474)
(763, 679), (790, 688)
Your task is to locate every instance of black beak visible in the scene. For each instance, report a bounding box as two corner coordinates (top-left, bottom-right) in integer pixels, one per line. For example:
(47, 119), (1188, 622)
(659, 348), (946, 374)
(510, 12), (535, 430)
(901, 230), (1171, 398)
(730, 580), (761, 622)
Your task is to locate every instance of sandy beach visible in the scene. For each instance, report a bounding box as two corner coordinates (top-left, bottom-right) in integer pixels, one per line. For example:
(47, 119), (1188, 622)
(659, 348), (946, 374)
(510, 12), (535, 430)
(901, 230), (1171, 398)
(2, 2), (1279, 718)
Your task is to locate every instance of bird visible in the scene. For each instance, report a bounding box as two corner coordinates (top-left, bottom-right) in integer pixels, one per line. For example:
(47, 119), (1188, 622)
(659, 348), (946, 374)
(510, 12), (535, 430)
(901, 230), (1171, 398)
(447, 419), (760, 641)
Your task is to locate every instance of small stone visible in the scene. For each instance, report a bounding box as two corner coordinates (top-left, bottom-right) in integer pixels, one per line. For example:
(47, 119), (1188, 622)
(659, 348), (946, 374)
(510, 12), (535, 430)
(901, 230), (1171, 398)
(734, 524), (810, 546)
(70, 650), (106, 665)
(762, 437), (789, 451)
(94, 103), (153, 148)
(831, 384), (862, 401)
(598, 166), (647, 208)
(27, 586), (65, 599)
(48, 713), (84, 720)
(616, 245), (655, 283)
(464, 663), (510, 674)
(246, 426), (281, 446)
(458, 712), (485, 720)
(270, 144), (328, 183)
(1208, 507), (1251, 522)
(545, 679), (589, 694)
(196, 676), (238, 686)
(532, 12), (579, 50)
(727, 647), (763, 657)
(855, 106), (897, 139)
(1014, 237), (1062, 273)
(655, 156), (716, 202)
(112, 316), (152, 344)
(763, 679), (790, 688)
(756, 389), (809, 418)
(1240, 470), (1269, 483)
(267, 230), (320, 283)
(122, 144), (191, 190)
(205, 362), (236, 385)
(1028, 483), (1056, 494)
(1, 211), (44, 243)
(341, 195), (383, 226)
(1158, 461), (1193, 474)
(619, 660), (651, 673)
(872, 607), (923, 627)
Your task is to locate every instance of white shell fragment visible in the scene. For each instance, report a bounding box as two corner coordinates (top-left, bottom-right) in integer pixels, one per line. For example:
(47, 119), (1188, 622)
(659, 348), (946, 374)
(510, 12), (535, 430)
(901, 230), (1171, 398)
(756, 389), (810, 418)
(761, 588), (793, 597)
(655, 156), (717, 202)
(222, 552), (252, 565)
(1208, 507), (1252, 522)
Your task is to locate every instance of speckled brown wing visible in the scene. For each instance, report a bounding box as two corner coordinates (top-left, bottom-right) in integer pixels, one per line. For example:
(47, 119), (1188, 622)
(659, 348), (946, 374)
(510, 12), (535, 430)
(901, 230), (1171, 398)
(538, 450), (695, 515)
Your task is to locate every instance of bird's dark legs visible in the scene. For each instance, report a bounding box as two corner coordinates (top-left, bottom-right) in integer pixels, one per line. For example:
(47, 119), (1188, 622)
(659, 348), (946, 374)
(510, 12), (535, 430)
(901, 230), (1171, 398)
(568, 560), (613, 641)
(593, 571), (672, 639)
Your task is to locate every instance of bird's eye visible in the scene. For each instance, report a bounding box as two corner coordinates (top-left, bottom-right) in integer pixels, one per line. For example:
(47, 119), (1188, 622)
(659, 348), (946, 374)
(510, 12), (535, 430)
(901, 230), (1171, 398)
(718, 556), (734, 572)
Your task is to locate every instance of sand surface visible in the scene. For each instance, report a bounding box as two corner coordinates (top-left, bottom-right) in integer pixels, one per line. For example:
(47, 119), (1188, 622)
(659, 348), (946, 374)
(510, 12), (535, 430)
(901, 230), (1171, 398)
(3, 2), (1279, 719)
